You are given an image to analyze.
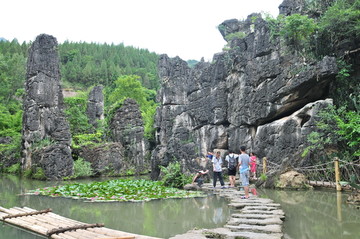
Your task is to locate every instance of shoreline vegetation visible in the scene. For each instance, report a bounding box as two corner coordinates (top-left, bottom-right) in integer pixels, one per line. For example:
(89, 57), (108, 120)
(26, 179), (205, 202)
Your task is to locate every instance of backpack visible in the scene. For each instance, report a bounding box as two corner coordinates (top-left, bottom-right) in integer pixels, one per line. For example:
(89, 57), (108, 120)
(228, 155), (237, 170)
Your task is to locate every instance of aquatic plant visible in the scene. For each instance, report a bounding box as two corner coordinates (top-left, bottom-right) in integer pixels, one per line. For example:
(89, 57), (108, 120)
(28, 179), (204, 202)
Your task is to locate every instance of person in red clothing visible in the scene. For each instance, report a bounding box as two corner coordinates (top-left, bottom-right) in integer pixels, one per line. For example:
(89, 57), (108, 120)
(249, 152), (257, 180)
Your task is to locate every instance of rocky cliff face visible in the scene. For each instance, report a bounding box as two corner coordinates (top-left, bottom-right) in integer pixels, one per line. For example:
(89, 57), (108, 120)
(151, 11), (338, 179)
(22, 34), (73, 180)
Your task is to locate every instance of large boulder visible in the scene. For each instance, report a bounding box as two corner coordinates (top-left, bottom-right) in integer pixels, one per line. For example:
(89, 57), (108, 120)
(74, 143), (127, 176)
(275, 170), (312, 189)
(22, 34), (73, 180)
(31, 144), (73, 180)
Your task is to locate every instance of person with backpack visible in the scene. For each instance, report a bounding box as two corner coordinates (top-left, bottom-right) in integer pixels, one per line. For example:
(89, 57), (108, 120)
(225, 151), (238, 187)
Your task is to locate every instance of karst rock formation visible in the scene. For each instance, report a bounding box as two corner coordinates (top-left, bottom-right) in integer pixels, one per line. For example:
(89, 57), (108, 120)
(151, 6), (339, 179)
(109, 98), (147, 173)
(86, 85), (104, 129)
(22, 34), (73, 180)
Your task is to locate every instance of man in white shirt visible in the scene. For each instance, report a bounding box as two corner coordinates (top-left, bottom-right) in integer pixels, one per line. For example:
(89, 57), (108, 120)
(212, 151), (225, 189)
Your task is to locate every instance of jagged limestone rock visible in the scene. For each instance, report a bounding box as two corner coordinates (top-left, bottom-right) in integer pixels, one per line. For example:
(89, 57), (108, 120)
(151, 12), (338, 179)
(278, 0), (306, 16)
(73, 143), (126, 176)
(22, 34), (73, 180)
(86, 85), (104, 128)
(109, 98), (148, 173)
(253, 99), (333, 166)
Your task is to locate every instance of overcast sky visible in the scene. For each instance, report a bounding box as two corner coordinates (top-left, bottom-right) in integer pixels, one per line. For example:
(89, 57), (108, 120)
(2, 0), (283, 61)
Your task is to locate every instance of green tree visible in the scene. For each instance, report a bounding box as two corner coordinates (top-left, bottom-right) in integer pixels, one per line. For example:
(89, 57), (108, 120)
(316, 0), (360, 57)
(63, 93), (93, 135)
(58, 41), (160, 89)
(0, 53), (26, 104)
(159, 162), (191, 188)
(304, 104), (360, 158)
(108, 75), (147, 106)
(279, 14), (317, 52)
(107, 75), (157, 140)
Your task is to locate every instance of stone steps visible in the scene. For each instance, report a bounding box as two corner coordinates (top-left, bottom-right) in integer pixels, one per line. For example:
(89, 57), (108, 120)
(170, 183), (284, 239)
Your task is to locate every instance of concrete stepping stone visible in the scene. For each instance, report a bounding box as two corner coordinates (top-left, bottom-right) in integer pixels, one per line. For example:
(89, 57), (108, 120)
(171, 183), (285, 238)
(225, 223), (282, 233)
(240, 208), (285, 215)
(227, 217), (283, 225)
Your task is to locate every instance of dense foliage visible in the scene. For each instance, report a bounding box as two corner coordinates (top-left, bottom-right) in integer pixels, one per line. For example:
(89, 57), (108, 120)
(28, 179), (203, 202)
(0, 40), (26, 168)
(304, 104), (360, 158)
(159, 162), (192, 188)
(268, 0), (360, 59)
(64, 94), (94, 135)
(59, 41), (160, 89)
(63, 92), (106, 149)
(106, 75), (158, 139)
(72, 158), (94, 178)
(278, 14), (317, 52)
(315, 0), (360, 57)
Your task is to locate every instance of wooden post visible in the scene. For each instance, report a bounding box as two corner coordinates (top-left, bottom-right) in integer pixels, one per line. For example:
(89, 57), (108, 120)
(334, 157), (341, 191)
(336, 191), (342, 222)
(262, 157), (267, 174)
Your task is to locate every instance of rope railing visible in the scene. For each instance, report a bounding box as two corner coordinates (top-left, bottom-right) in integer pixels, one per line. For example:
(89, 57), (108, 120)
(258, 156), (360, 190)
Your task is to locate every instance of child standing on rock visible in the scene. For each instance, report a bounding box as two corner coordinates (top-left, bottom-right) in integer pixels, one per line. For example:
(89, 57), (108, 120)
(250, 152), (257, 180)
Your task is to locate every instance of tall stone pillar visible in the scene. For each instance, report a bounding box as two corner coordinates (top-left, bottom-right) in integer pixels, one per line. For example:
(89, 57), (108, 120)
(86, 85), (104, 128)
(22, 34), (73, 180)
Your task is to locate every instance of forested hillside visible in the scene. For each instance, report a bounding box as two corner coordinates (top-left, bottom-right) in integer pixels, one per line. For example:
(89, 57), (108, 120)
(59, 41), (160, 89)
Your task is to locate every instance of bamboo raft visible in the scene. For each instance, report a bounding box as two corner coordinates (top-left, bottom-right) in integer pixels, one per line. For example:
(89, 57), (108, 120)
(0, 206), (161, 239)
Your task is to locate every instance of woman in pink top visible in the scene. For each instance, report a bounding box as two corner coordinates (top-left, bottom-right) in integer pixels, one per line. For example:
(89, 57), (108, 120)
(249, 152), (257, 180)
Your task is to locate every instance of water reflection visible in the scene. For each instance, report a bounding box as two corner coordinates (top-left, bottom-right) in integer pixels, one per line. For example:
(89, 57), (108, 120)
(0, 175), (230, 239)
(260, 189), (360, 239)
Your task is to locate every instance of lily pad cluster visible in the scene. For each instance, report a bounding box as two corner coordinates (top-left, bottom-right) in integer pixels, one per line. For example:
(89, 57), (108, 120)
(28, 179), (203, 202)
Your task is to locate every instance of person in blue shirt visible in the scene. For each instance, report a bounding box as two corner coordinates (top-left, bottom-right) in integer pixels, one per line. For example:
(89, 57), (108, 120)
(238, 146), (250, 198)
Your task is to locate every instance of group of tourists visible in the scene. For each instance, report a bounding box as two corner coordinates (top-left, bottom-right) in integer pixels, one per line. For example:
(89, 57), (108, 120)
(192, 146), (257, 199)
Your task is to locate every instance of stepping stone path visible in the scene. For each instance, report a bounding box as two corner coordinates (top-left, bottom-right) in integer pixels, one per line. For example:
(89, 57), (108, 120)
(170, 183), (284, 239)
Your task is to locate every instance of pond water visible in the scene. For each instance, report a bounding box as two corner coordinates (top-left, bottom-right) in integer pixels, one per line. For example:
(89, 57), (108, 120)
(260, 189), (360, 239)
(2, 175), (360, 239)
(0, 175), (230, 239)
